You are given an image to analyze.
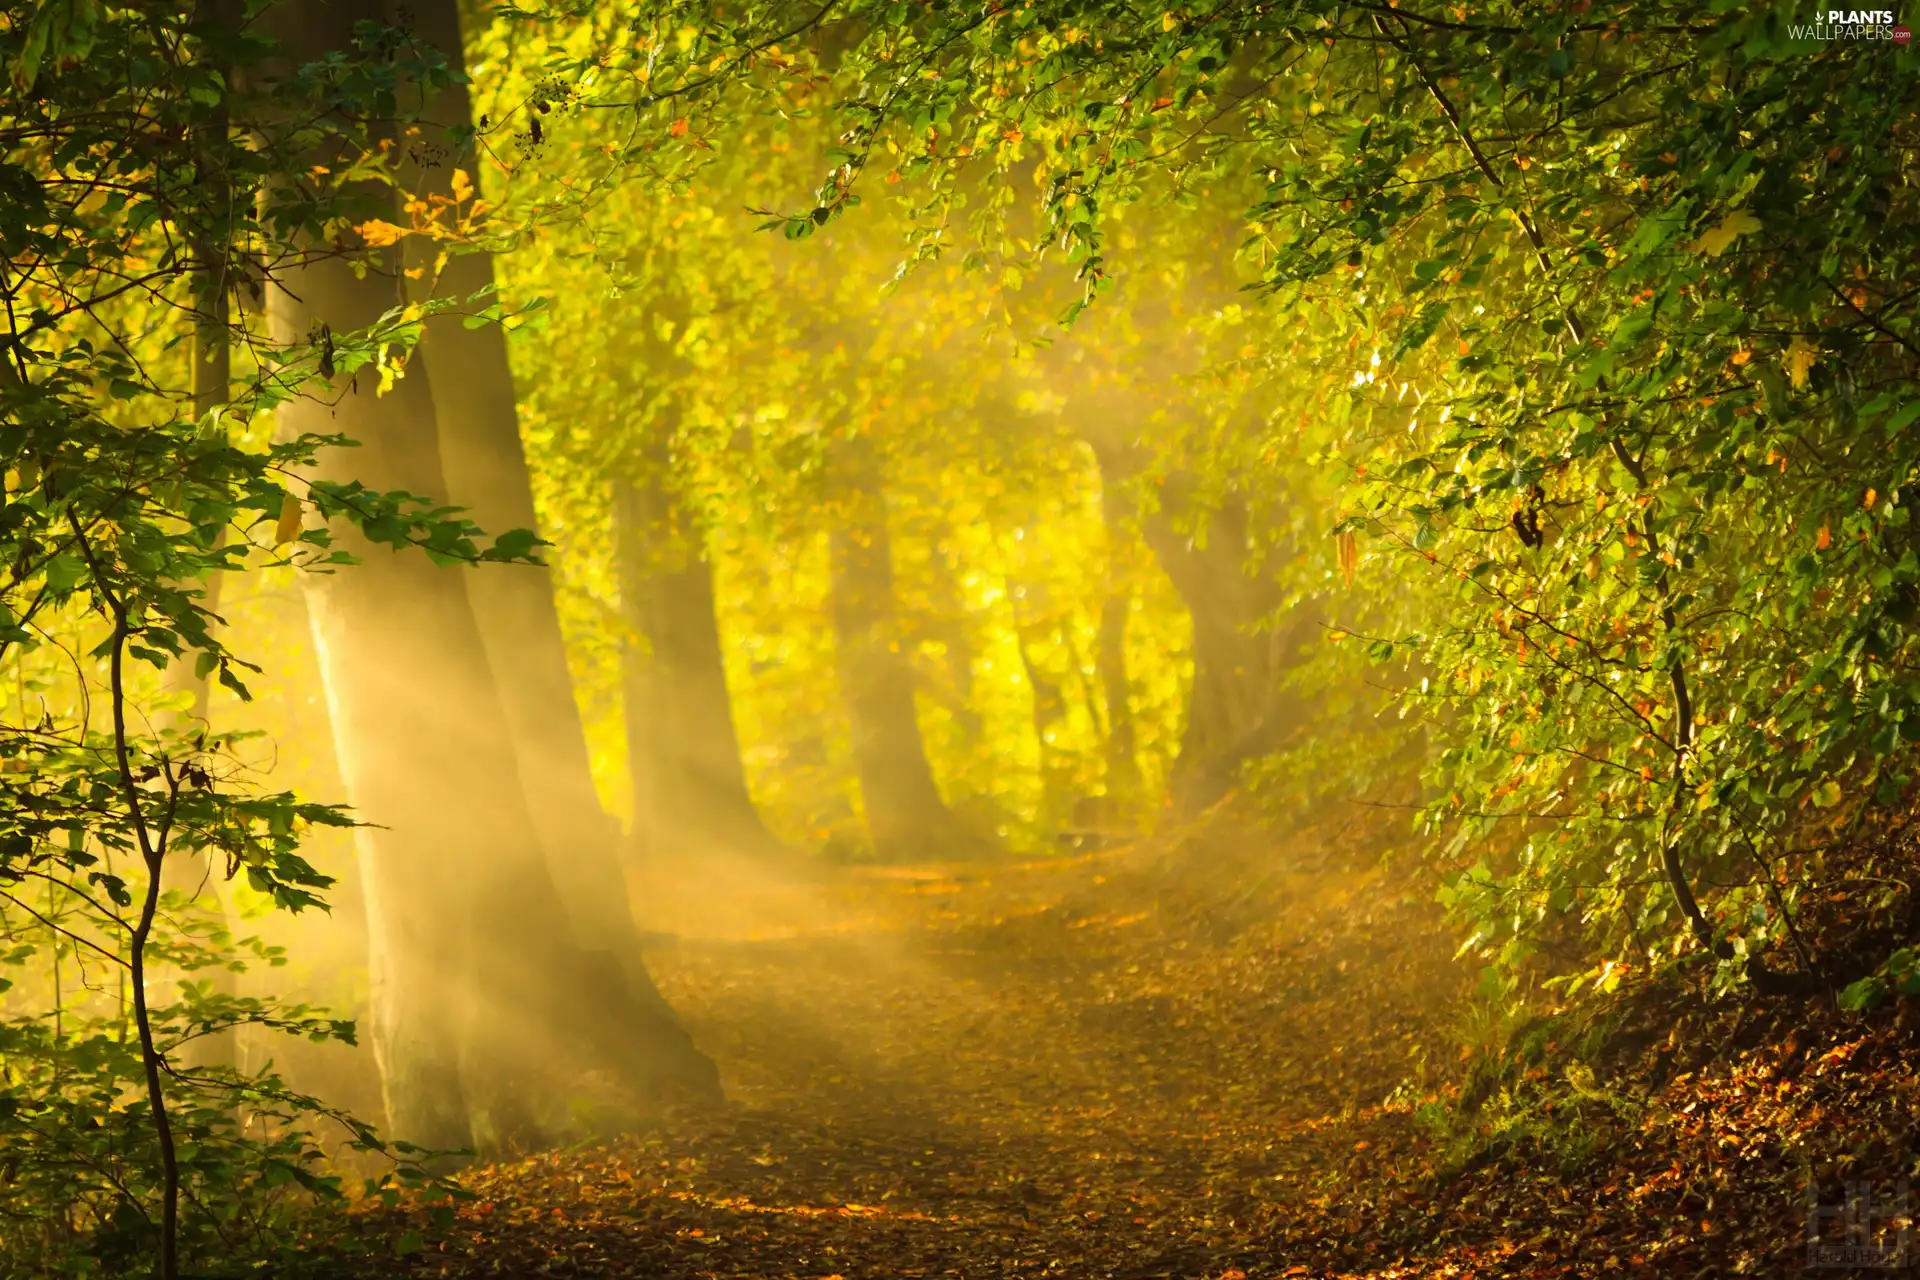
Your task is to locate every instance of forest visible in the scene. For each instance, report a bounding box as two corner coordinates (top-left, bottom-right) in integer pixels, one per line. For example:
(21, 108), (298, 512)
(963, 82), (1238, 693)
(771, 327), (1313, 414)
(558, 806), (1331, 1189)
(0, 0), (1916, 1275)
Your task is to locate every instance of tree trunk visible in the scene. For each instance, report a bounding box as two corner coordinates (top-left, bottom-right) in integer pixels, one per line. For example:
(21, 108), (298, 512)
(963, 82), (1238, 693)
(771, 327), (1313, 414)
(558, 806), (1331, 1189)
(390, 0), (720, 1099)
(614, 462), (778, 860)
(268, 260), (488, 1151)
(828, 437), (987, 861)
(161, 39), (236, 1070)
(1095, 478), (1141, 803)
(270, 2), (716, 1150)
(919, 528), (982, 751)
(390, 0), (643, 974)
(614, 479), (667, 861)
(1088, 442), (1289, 808)
(1009, 576), (1073, 827)
(1139, 488), (1281, 778)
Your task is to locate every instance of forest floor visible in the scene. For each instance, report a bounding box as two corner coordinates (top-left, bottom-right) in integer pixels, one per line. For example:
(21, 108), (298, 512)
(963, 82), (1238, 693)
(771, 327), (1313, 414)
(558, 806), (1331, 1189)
(356, 814), (1917, 1278)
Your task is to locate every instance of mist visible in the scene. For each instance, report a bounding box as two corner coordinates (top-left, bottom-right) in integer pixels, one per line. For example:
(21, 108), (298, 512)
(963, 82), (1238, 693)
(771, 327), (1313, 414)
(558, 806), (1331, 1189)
(3, 1), (1913, 1276)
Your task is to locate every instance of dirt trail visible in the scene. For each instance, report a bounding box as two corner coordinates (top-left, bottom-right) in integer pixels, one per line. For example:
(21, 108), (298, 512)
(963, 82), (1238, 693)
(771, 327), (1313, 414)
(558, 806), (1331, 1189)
(396, 834), (1461, 1279)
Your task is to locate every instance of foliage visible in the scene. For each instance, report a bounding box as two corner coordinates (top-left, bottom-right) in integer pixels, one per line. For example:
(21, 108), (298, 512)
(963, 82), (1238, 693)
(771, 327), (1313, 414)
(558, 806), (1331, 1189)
(9, 0), (1920, 1266)
(0, 0), (533, 1271)
(478, 0), (1920, 993)
(462, 24), (1208, 853)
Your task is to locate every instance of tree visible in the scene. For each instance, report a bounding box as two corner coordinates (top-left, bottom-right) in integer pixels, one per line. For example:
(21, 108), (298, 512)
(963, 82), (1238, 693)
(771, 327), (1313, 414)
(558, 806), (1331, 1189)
(1094, 477), (1142, 806)
(389, 0), (688, 1007)
(1056, 297), (1305, 810)
(269, 0), (717, 1152)
(829, 433), (990, 860)
(1091, 442), (1289, 806)
(615, 447), (781, 861)
(270, 248), (499, 1151)
(566, 0), (1920, 994)
(0, 0), (535, 1266)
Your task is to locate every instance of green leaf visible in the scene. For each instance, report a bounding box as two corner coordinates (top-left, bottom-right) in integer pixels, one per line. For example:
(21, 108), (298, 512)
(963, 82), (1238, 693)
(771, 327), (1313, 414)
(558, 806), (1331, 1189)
(1391, 300), (1450, 361)
(1758, 366), (1791, 419)
(1839, 976), (1886, 1013)
(42, 552), (85, 593)
(482, 527), (543, 562)
(1885, 398), (1920, 437)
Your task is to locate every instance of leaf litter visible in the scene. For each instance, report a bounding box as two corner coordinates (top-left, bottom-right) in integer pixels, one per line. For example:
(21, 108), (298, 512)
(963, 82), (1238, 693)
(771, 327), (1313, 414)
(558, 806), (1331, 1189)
(343, 818), (1920, 1278)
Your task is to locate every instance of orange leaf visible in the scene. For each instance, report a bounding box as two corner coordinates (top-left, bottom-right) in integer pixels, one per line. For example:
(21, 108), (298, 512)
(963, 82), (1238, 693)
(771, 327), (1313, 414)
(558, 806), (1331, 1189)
(670, 117), (690, 137)
(1816, 524), (1831, 550)
(355, 219), (409, 248)
(1335, 530), (1358, 588)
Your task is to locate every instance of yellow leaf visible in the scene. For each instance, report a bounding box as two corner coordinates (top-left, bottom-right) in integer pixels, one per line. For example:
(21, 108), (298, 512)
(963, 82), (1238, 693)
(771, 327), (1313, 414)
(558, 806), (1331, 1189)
(1687, 209), (1760, 257)
(274, 493), (302, 545)
(1693, 776), (1721, 812)
(450, 168), (474, 203)
(1162, 10), (1177, 30)
(1785, 336), (1817, 389)
(356, 219), (409, 248)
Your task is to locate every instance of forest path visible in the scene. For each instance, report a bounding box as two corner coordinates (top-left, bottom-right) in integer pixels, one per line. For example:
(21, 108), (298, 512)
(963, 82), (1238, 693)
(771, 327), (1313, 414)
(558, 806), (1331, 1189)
(402, 831), (1461, 1278)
